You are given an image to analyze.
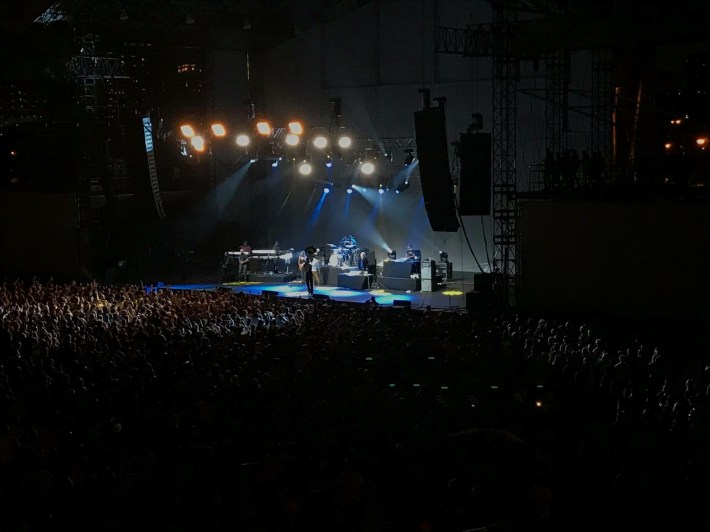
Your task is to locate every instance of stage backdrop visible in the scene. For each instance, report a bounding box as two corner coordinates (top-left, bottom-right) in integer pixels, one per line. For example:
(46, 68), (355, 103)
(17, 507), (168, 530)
(519, 201), (710, 321)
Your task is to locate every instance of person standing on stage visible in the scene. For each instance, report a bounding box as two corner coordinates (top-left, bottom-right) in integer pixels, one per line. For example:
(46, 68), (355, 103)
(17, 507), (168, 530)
(269, 240), (281, 274)
(304, 257), (314, 295)
(311, 254), (322, 286)
(239, 240), (251, 281)
(405, 244), (416, 260)
(298, 250), (308, 283)
(358, 251), (369, 275)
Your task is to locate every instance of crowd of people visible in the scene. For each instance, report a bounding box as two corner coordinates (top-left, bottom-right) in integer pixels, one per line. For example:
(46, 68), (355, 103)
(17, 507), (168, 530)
(0, 279), (708, 531)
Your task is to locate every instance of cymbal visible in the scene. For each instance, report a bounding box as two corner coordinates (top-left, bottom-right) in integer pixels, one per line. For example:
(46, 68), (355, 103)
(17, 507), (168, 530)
(326, 243), (338, 248)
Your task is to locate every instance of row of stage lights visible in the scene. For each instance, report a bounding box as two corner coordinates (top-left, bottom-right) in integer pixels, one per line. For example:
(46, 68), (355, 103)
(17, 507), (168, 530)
(177, 120), (416, 177)
(320, 181), (410, 195)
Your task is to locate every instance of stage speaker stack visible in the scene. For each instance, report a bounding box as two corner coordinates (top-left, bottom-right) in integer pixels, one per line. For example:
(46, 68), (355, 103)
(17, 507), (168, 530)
(466, 272), (503, 313)
(421, 260), (436, 292)
(414, 105), (460, 232)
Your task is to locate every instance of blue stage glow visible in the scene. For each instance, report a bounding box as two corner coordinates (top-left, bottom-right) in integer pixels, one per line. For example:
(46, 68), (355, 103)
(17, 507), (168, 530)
(308, 189), (329, 226)
(378, 187), (385, 195)
(324, 186), (330, 194)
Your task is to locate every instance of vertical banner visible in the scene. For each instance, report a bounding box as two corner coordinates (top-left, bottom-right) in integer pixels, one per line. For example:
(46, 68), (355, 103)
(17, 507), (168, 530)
(142, 116), (166, 220)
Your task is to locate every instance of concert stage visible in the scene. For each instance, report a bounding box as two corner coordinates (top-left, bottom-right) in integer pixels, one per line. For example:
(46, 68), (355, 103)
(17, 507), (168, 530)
(164, 278), (471, 310)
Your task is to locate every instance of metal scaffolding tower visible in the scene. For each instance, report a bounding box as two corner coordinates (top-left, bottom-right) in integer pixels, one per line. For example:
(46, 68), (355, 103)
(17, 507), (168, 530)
(491, 2), (518, 304)
(591, 48), (613, 159)
(544, 50), (569, 155)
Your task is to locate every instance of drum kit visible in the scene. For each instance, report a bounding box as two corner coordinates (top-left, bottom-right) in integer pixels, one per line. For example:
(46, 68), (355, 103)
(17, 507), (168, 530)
(327, 235), (367, 267)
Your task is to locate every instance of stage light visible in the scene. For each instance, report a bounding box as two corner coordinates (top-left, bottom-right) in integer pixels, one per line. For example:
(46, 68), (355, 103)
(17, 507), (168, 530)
(338, 135), (352, 149)
(210, 123), (226, 137)
(325, 158), (333, 168)
(378, 186), (385, 195)
(347, 187), (353, 194)
(439, 251), (448, 261)
(288, 121), (304, 135)
(313, 135), (328, 149)
(664, 142), (672, 150)
(250, 157), (257, 163)
(271, 160), (279, 167)
(180, 125), (195, 138)
(236, 134), (250, 147)
(285, 133), (300, 146)
(323, 186), (330, 193)
(361, 161), (375, 175)
(256, 121), (272, 136)
(298, 161), (312, 175)
(403, 148), (415, 166)
(190, 135), (206, 152)
(696, 137), (708, 147)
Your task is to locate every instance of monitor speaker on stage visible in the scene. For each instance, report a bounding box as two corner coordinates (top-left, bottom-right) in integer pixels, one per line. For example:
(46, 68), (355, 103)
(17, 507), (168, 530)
(414, 105), (460, 232)
(458, 132), (492, 216)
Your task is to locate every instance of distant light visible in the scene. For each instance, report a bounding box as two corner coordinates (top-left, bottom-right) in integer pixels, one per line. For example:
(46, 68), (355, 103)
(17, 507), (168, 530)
(298, 161), (312, 175)
(696, 137), (708, 146)
(395, 189), (400, 194)
(671, 118), (683, 125)
(210, 123), (226, 137)
(338, 135), (352, 149)
(313, 135), (328, 149)
(323, 186), (330, 194)
(325, 159), (333, 168)
(271, 160), (279, 167)
(10, 150), (16, 156)
(347, 187), (353, 194)
(288, 121), (304, 135)
(250, 157), (257, 163)
(361, 161), (375, 175)
(535, 400), (543, 408)
(285, 133), (300, 146)
(256, 121), (272, 136)
(190, 135), (206, 152)
(378, 187), (385, 195)
(236, 134), (250, 147)
(664, 142), (672, 150)
(180, 125), (195, 138)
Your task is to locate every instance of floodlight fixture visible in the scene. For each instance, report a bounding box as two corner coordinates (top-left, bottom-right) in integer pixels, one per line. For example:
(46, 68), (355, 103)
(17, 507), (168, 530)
(378, 185), (385, 195)
(236, 134), (251, 147)
(298, 161), (313, 175)
(210, 123), (226, 137)
(347, 186), (353, 194)
(256, 121), (272, 136)
(361, 161), (375, 175)
(288, 121), (304, 135)
(285, 133), (300, 146)
(338, 135), (352, 149)
(190, 135), (206, 152)
(696, 137), (708, 147)
(325, 155), (333, 168)
(312, 135), (328, 149)
(323, 185), (331, 194)
(180, 125), (196, 138)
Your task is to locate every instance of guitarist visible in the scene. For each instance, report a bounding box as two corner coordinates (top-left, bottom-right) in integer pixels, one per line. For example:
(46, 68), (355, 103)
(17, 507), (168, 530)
(238, 240), (251, 281)
(298, 250), (307, 283)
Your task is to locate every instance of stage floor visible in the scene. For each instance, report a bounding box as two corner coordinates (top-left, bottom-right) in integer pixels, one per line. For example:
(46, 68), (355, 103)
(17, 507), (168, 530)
(164, 278), (472, 310)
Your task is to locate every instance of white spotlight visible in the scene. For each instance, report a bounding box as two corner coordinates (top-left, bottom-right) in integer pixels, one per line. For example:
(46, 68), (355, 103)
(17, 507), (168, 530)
(298, 161), (312, 175)
(338, 135), (352, 149)
(378, 187), (385, 195)
(235, 134), (250, 147)
(323, 186), (330, 194)
(271, 160), (279, 168)
(347, 187), (353, 194)
(361, 161), (375, 175)
(313, 136), (328, 149)
(285, 133), (300, 146)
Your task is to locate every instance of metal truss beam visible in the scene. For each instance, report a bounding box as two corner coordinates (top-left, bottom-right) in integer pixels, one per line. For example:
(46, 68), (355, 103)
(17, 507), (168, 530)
(435, 25), (493, 57)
